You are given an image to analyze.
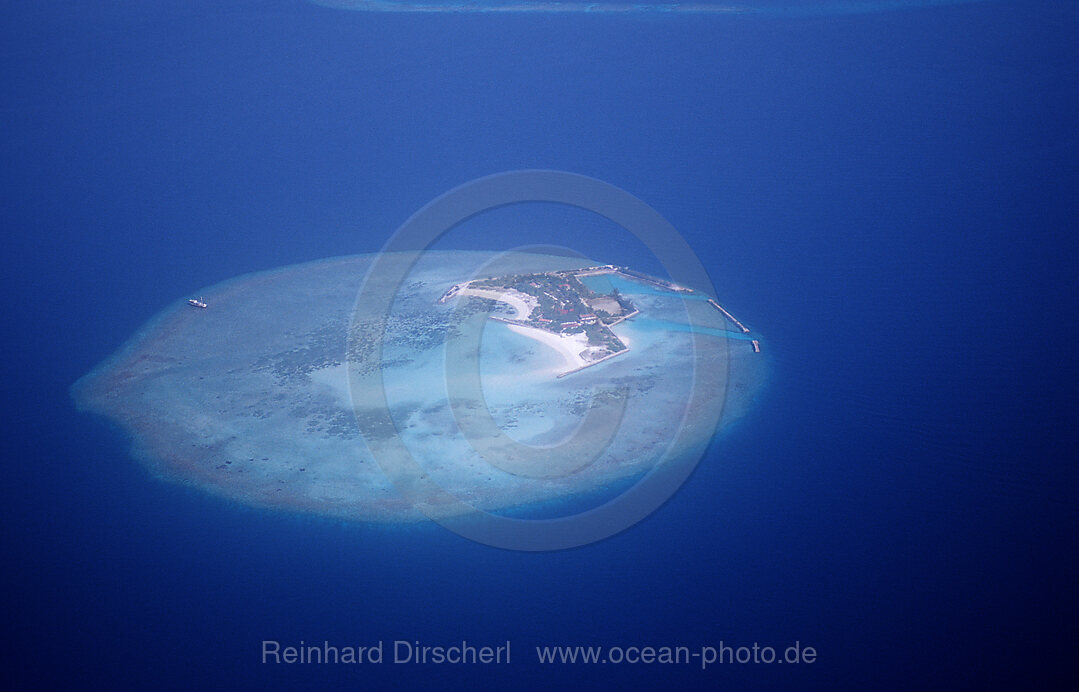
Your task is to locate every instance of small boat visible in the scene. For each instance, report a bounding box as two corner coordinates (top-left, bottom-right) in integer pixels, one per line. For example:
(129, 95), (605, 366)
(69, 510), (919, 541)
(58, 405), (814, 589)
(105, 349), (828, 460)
(187, 297), (208, 309)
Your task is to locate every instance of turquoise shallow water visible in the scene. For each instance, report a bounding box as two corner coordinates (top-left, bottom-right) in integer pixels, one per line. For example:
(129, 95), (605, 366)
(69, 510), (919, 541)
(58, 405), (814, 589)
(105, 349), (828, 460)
(632, 316), (758, 341)
(580, 273), (757, 340)
(72, 251), (765, 523)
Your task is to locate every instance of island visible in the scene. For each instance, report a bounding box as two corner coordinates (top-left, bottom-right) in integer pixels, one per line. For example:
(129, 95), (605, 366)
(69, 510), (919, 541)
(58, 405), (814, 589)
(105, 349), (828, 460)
(438, 265), (690, 377)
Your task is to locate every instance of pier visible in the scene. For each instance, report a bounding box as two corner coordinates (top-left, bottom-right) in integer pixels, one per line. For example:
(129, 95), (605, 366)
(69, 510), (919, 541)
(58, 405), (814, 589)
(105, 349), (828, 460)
(489, 315), (529, 328)
(556, 347), (629, 378)
(708, 299), (750, 334)
(605, 309), (639, 327)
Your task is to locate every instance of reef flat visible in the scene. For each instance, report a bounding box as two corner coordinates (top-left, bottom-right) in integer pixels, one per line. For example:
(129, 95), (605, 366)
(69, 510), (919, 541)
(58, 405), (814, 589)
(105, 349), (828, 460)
(72, 251), (765, 522)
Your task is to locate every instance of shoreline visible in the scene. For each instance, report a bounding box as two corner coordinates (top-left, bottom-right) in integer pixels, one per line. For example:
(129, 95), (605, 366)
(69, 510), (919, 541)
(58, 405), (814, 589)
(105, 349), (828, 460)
(445, 270), (647, 378)
(504, 322), (633, 378)
(505, 323), (589, 374)
(447, 284), (537, 320)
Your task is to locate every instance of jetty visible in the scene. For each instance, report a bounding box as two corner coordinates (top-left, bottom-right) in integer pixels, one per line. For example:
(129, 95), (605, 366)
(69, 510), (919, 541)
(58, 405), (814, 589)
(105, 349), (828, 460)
(708, 299), (750, 334)
(573, 265), (618, 277)
(556, 347), (629, 378)
(575, 265), (694, 294)
(615, 267), (693, 293)
(606, 309), (639, 327)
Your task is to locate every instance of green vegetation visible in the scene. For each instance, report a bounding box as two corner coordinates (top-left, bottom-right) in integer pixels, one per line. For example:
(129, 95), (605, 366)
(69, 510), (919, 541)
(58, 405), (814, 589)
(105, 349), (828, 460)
(468, 269), (634, 353)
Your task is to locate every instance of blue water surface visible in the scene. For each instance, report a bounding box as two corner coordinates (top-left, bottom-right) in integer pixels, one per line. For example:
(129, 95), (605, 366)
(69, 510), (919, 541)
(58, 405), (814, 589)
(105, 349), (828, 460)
(2, 0), (1077, 689)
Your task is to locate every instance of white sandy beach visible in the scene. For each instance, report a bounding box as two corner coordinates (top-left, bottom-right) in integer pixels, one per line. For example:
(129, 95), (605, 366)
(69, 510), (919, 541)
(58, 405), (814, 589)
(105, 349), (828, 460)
(506, 323), (590, 373)
(450, 280), (633, 376)
(454, 285), (537, 320)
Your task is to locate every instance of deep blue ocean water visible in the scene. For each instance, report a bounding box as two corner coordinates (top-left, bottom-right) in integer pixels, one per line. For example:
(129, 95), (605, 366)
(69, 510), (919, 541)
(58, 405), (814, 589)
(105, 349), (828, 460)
(3, 1), (1077, 688)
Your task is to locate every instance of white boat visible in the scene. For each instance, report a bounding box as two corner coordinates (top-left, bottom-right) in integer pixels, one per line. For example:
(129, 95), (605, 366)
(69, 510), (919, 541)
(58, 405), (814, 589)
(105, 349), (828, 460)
(187, 297), (207, 309)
